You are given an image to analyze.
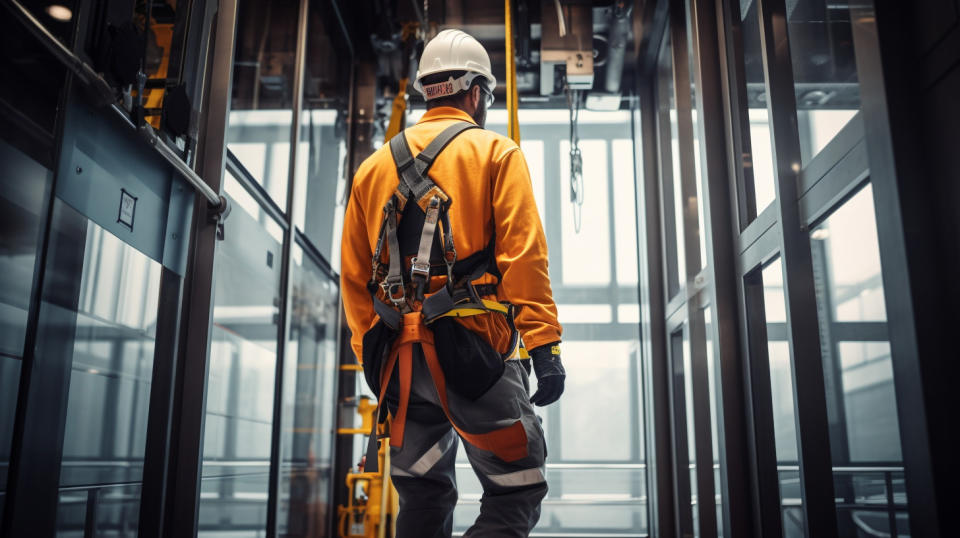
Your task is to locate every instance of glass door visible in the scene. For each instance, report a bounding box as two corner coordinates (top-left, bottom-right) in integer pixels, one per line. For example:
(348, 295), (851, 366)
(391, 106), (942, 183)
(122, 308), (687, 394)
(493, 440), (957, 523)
(40, 200), (165, 535)
(4, 91), (192, 536)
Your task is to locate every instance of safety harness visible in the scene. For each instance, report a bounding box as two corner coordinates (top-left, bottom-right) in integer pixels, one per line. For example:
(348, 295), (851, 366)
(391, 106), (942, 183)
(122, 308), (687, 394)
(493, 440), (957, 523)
(364, 122), (528, 471)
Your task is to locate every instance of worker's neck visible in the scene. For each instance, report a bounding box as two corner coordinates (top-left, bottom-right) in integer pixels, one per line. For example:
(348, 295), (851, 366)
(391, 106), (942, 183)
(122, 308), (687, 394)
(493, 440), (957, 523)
(426, 103), (484, 128)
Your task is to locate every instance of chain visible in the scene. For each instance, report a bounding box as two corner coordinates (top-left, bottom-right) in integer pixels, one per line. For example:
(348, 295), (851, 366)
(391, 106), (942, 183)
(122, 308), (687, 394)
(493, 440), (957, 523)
(567, 85), (584, 233)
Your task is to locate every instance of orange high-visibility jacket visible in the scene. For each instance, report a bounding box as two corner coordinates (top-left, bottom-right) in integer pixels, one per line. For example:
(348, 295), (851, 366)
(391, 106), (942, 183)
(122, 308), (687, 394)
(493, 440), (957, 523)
(340, 107), (562, 362)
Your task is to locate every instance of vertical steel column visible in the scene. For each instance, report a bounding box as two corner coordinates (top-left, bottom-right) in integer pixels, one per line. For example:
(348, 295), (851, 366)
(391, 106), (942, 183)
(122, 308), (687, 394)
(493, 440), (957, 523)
(693, 0), (756, 534)
(636, 83), (676, 538)
(716, 0), (759, 229)
(138, 268), (185, 537)
(266, 0), (310, 534)
(742, 261), (785, 538)
(670, 0), (719, 534)
(164, 0), (238, 534)
(754, 0), (837, 536)
(850, 2), (943, 535)
(667, 326), (694, 538)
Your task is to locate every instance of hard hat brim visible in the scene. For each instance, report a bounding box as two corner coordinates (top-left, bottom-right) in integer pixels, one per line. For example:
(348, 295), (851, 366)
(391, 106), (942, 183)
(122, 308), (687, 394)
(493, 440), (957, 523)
(414, 69), (496, 100)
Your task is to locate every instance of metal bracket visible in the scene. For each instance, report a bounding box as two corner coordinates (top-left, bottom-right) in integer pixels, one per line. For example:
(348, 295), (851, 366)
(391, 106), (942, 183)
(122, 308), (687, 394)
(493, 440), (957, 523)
(209, 195), (231, 241)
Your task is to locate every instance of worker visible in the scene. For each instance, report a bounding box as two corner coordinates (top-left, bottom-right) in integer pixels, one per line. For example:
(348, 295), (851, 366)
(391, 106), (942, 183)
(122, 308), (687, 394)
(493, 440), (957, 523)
(340, 29), (565, 537)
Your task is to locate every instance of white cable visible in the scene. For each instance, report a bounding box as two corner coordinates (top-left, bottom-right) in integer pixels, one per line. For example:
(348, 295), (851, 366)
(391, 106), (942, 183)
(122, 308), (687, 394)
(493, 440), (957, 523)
(554, 0), (567, 37)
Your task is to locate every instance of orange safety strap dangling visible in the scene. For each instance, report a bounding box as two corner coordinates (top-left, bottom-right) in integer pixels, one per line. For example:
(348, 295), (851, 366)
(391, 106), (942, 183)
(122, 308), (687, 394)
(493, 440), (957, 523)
(376, 313), (528, 462)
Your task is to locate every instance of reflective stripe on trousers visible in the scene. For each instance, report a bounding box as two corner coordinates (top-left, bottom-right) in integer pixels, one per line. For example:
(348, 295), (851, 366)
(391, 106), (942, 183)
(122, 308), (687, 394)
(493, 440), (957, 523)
(386, 348), (548, 538)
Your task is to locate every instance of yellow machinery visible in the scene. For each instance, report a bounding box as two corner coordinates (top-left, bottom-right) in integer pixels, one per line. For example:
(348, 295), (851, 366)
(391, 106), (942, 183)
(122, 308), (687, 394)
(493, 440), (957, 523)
(384, 77), (410, 144)
(384, 22), (429, 143)
(337, 392), (399, 538)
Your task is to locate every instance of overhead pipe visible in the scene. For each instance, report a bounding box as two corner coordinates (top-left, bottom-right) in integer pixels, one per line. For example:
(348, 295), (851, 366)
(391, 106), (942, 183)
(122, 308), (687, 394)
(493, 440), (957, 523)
(604, 0), (633, 94)
(3, 0), (227, 213)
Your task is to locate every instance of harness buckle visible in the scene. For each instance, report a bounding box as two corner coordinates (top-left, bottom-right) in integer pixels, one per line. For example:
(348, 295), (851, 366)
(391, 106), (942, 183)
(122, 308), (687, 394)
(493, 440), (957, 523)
(381, 276), (406, 306)
(410, 258), (431, 280)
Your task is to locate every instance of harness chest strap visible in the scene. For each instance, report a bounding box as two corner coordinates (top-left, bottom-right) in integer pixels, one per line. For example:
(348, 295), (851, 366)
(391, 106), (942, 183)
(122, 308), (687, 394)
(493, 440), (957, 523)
(376, 313), (529, 462)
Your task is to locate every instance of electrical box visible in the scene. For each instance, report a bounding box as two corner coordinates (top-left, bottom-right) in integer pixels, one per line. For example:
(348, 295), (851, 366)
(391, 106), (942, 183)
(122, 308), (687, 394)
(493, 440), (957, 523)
(540, 0), (594, 94)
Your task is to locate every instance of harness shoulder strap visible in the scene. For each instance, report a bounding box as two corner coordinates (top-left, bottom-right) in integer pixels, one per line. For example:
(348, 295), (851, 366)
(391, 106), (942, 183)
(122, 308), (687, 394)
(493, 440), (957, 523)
(389, 121), (478, 203)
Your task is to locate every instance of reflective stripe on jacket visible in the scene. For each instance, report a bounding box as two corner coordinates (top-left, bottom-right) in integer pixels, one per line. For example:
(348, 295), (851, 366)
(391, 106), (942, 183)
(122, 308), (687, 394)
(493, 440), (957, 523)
(340, 107), (562, 362)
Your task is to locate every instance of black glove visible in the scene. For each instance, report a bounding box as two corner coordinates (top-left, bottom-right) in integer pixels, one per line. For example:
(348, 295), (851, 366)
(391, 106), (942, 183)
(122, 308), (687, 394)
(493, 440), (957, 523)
(529, 342), (566, 406)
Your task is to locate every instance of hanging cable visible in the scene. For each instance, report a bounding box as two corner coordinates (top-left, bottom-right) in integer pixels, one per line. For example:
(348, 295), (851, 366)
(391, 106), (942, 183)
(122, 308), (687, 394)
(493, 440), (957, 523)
(423, 0), (429, 35)
(554, 0), (567, 37)
(566, 84), (584, 233)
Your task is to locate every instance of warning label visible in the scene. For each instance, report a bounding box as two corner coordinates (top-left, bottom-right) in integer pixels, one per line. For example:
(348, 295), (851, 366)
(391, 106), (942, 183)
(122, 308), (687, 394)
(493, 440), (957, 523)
(424, 81), (456, 99)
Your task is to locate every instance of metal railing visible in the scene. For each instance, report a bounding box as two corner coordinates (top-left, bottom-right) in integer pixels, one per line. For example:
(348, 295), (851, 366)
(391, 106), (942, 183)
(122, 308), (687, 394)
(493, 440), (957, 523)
(777, 464), (908, 537)
(3, 0), (227, 213)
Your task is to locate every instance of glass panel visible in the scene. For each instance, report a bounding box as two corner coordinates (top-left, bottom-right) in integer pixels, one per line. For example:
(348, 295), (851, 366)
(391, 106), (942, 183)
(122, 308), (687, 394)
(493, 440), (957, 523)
(226, 0), (300, 211)
(613, 139), (639, 286)
(521, 139), (547, 228)
(454, 466), (647, 532)
(560, 341), (635, 461)
(0, 5), (69, 136)
(11, 1), (76, 43)
(762, 258), (804, 537)
(276, 244), (339, 537)
(682, 328), (700, 538)
(292, 1), (350, 264)
(786, 0), (865, 166)
(656, 31), (686, 295)
(135, 1), (193, 133)
(56, 484), (143, 537)
(197, 181), (283, 535)
(729, 0), (777, 214)
(458, 110), (645, 536)
(225, 169), (285, 244)
(292, 109), (346, 262)
(704, 307), (723, 537)
(685, 0), (707, 270)
(810, 183), (908, 534)
(693, 106), (707, 269)
(556, 304), (613, 324)
(38, 204), (164, 534)
(0, 139), (53, 518)
(560, 139), (611, 286)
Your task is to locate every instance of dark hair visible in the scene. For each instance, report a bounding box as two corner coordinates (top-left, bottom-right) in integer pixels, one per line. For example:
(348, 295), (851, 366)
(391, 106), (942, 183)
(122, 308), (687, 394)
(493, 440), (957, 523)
(422, 70), (486, 110)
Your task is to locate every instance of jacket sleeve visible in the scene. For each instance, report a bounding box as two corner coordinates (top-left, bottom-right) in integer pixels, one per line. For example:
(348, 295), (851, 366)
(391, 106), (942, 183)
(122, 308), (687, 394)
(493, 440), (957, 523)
(491, 146), (562, 350)
(340, 180), (376, 363)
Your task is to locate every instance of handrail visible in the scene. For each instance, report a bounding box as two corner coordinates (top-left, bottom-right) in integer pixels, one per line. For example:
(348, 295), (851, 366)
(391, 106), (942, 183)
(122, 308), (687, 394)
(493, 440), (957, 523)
(3, 0), (227, 213)
(454, 462), (647, 470)
(137, 118), (223, 208)
(776, 464), (905, 473)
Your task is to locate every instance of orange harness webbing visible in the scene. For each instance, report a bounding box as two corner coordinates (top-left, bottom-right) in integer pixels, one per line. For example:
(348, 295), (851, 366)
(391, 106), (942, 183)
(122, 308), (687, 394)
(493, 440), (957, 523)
(376, 313), (528, 462)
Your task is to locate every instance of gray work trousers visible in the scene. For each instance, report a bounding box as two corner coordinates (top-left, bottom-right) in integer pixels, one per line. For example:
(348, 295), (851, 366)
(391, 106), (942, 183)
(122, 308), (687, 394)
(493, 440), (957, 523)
(385, 345), (548, 538)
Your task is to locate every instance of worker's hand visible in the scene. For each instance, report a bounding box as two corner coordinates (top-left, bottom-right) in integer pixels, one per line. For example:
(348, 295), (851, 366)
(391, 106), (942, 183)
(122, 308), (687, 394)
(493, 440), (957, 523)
(529, 342), (566, 406)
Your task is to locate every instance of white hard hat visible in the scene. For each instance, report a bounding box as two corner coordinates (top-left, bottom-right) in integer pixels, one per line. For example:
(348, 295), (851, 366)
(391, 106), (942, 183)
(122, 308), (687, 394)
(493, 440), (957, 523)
(414, 29), (496, 100)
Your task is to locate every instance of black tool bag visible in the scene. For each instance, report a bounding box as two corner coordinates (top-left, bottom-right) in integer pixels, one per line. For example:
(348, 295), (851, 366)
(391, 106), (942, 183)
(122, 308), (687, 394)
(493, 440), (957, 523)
(361, 320), (398, 397)
(430, 317), (505, 400)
